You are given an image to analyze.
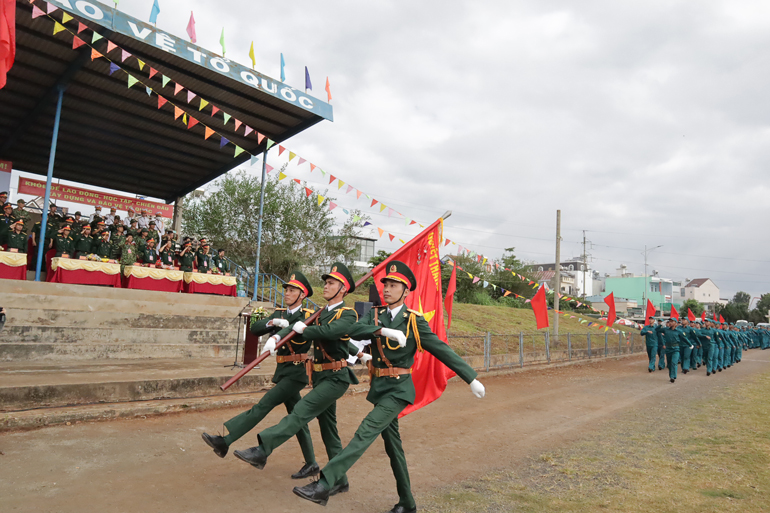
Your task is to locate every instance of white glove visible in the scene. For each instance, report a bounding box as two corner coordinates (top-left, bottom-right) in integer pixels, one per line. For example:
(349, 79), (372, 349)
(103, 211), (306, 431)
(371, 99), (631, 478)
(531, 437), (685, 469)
(292, 321), (307, 334)
(263, 335), (279, 356)
(470, 379), (485, 399)
(269, 318), (289, 329)
(380, 328), (407, 348)
(359, 353), (372, 363)
(690, 345), (694, 349)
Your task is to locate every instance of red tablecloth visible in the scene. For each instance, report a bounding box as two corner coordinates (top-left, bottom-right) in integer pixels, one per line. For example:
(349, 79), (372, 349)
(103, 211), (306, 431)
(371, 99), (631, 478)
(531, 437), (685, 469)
(123, 267), (184, 292)
(183, 272), (237, 296)
(48, 258), (122, 288)
(0, 253), (27, 280)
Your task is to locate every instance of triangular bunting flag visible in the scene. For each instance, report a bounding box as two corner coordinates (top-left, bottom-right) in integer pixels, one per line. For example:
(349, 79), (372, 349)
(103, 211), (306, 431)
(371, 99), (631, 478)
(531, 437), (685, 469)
(92, 32), (102, 44)
(47, 4), (57, 14)
(329, 202), (337, 211)
(266, 139), (275, 149)
(174, 83), (184, 95)
(305, 187), (313, 197)
(338, 180), (345, 190)
(244, 126), (253, 136)
(149, 68), (158, 79)
(250, 155), (259, 166)
(77, 22), (87, 33)
(346, 185), (355, 194)
(199, 98), (209, 111)
(234, 119), (242, 131)
(157, 96), (167, 109)
(265, 164), (274, 173)
(298, 158), (306, 165)
(145, 86), (152, 96)
(72, 36), (85, 49)
(108, 62), (119, 75)
(188, 117), (199, 129)
(187, 90), (196, 103)
(121, 49), (131, 62)
(174, 106), (183, 120)
(223, 113), (231, 125)
(317, 195), (325, 206)
(211, 105), (220, 116)
(378, 227), (384, 237)
(90, 49), (102, 61)
(107, 41), (117, 53)
(379, 204), (387, 212)
(288, 151), (296, 161)
(162, 75), (170, 87)
(219, 137), (230, 148)
(371, 199), (378, 207)
(310, 163), (316, 172)
(278, 172), (287, 180)
(234, 146), (245, 158)
(388, 233), (395, 241)
(62, 12), (73, 23)
(329, 175), (336, 184)
(356, 190), (362, 199)
(127, 74), (139, 89)
(137, 59), (145, 71)
(293, 178), (301, 184)
(278, 145), (286, 156)
(182, 113), (187, 125)
(204, 126), (214, 139)
(257, 133), (265, 144)
(53, 23), (66, 35)
(31, 6), (45, 19)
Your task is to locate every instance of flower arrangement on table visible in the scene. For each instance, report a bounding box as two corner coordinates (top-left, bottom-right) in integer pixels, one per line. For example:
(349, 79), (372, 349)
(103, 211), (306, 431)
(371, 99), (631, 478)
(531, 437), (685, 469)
(250, 306), (269, 324)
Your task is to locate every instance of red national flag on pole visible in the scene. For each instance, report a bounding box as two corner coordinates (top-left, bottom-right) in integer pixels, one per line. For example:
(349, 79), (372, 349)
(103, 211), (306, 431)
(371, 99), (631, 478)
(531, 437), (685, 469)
(371, 219), (451, 418)
(714, 312), (718, 321)
(530, 285), (549, 330)
(0, 0), (16, 89)
(645, 299), (656, 325)
(701, 312), (706, 322)
(687, 308), (696, 322)
(604, 293), (617, 327)
(670, 305), (679, 320)
(719, 314), (725, 323)
(444, 261), (457, 330)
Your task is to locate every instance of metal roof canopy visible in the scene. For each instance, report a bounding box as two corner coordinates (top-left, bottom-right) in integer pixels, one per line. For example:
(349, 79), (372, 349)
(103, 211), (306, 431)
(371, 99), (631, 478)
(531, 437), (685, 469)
(0, 0), (333, 203)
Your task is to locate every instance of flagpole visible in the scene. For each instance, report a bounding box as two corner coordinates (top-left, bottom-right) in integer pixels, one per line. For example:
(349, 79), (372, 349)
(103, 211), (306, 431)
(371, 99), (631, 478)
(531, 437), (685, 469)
(221, 211), (452, 391)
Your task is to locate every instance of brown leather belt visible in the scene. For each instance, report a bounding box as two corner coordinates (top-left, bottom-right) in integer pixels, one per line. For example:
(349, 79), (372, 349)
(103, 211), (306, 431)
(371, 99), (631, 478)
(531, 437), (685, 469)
(373, 366), (412, 378)
(312, 360), (348, 372)
(276, 354), (311, 364)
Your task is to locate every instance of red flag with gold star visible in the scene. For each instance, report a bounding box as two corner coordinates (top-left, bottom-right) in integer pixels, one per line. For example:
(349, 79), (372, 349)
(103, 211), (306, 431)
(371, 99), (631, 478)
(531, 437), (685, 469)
(372, 218), (451, 417)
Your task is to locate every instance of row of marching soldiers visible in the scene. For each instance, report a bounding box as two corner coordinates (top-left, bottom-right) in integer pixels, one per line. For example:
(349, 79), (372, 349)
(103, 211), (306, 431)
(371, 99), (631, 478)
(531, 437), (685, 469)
(641, 317), (770, 383)
(0, 201), (229, 274)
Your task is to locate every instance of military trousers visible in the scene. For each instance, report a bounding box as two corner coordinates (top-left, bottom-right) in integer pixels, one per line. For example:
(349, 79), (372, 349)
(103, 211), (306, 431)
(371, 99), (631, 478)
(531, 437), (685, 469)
(258, 377), (350, 484)
(679, 345), (692, 371)
(646, 344), (657, 371)
(690, 345), (701, 369)
(319, 396), (414, 509)
(222, 378), (315, 465)
(718, 345), (725, 369)
(736, 343), (743, 362)
(666, 349), (680, 380)
(656, 343), (666, 370)
(704, 344), (717, 373)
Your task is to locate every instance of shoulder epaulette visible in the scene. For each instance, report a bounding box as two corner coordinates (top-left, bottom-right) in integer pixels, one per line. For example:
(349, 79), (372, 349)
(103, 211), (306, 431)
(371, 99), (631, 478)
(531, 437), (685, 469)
(407, 309), (423, 317)
(302, 308), (314, 313)
(275, 308), (287, 311)
(339, 307), (356, 311)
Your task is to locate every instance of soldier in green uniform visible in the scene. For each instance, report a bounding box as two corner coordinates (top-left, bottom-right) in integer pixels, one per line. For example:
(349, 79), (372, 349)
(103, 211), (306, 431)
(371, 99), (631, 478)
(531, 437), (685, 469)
(196, 243), (212, 272)
(640, 321), (660, 372)
(293, 261), (485, 513)
(93, 230), (113, 258)
(654, 319), (666, 370)
(127, 219), (139, 239)
(54, 225), (75, 257)
(6, 219), (28, 252)
(678, 319), (696, 374)
(658, 318), (688, 383)
(201, 272), (321, 479)
(73, 224), (94, 258)
(135, 228), (149, 261)
(89, 206), (104, 230)
(212, 249), (229, 274)
(118, 233), (138, 270)
(0, 202), (16, 246)
(158, 238), (175, 267)
(110, 225), (127, 252)
(70, 211), (85, 233)
(178, 240), (195, 271)
(147, 220), (160, 247)
(142, 238), (159, 265)
(12, 199), (31, 229)
(233, 262), (360, 496)
(713, 323), (726, 372)
(699, 320), (716, 376)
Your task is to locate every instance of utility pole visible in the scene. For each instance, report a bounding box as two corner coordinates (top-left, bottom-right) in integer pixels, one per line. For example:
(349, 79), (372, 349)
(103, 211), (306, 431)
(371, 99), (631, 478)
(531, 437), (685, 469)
(554, 210), (561, 337)
(582, 230), (587, 299)
(642, 244), (663, 316)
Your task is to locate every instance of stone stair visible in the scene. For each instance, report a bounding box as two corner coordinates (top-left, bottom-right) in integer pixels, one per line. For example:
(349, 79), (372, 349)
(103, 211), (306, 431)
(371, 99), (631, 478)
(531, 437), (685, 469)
(0, 280), (271, 360)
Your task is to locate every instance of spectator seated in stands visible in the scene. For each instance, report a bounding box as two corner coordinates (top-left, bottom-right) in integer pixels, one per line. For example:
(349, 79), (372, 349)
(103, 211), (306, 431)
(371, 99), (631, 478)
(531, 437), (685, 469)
(6, 219), (27, 252)
(73, 224), (93, 258)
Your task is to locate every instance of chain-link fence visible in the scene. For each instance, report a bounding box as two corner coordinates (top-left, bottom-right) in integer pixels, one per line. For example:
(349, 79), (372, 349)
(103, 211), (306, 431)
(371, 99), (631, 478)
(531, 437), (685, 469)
(448, 332), (642, 372)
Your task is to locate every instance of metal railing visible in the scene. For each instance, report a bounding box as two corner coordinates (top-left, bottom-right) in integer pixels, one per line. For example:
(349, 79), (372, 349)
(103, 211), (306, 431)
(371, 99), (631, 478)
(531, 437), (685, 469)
(448, 332), (642, 372)
(255, 273), (319, 310)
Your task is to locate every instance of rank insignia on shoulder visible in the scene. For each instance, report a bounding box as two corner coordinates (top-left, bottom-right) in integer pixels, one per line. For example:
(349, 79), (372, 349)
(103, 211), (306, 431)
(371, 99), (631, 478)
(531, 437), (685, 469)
(403, 313), (408, 318)
(275, 308), (287, 311)
(407, 309), (423, 317)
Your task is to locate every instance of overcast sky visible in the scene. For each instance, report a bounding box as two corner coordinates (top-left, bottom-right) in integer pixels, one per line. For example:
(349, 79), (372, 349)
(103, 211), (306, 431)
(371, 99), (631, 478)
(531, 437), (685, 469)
(13, 0), (770, 301)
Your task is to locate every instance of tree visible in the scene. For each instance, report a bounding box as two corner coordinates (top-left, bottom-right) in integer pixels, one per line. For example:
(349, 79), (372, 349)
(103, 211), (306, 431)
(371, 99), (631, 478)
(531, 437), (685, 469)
(368, 250), (392, 269)
(182, 169), (368, 278)
(733, 291), (751, 306)
(678, 299), (704, 318)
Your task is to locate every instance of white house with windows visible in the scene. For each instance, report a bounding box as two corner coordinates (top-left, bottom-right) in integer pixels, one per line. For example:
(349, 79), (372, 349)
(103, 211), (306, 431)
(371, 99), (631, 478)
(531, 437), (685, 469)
(529, 260), (593, 297)
(684, 278), (722, 311)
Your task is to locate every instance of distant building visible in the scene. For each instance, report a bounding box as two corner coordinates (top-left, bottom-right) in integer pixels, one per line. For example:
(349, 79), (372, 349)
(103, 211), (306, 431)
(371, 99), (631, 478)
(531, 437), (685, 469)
(585, 294), (638, 315)
(683, 278), (723, 312)
(529, 260), (593, 297)
(602, 263), (676, 313)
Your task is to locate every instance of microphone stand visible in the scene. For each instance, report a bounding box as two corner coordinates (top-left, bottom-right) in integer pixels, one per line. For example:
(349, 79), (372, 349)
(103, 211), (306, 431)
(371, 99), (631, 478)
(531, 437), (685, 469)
(224, 301), (253, 370)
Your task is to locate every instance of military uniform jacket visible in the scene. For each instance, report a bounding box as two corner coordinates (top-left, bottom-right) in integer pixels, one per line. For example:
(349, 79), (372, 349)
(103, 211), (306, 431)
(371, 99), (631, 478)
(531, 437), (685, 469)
(251, 307), (316, 385)
(277, 302), (360, 387)
(696, 328), (714, 347)
(94, 239), (113, 258)
(73, 234), (94, 255)
(119, 242), (138, 266)
(0, 214), (15, 245)
(159, 249), (175, 266)
(196, 251), (211, 272)
(657, 326), (688, 350)
(680, 326), (699, 346)
(640, 325), (659, 346)
(347, 305), (478, 405)
(143, 247), (159, 264)
(178, 250), (195, 271)
(54, 234), (74, 257)
(7, 231), (27, 251)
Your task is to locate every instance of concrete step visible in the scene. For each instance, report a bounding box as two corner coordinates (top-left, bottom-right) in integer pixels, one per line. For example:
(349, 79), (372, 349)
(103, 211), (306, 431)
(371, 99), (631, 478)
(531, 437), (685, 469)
(0, 343), (238, 360)
(2, 325), (237, 344)
(6, 309), (241, 330)
(0, 294), (266, 318)
(0, 280), (252, 307)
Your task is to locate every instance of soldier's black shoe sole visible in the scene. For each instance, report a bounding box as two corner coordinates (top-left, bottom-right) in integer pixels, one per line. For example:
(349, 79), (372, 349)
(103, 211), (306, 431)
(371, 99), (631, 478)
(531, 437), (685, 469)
(201, 433), (228, 458)
(234, 446), (267, 469)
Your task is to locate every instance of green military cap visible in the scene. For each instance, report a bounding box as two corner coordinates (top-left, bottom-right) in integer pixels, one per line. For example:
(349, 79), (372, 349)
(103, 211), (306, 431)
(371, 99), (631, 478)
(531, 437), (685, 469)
(140, 227), (149, 233)
(322, 262), (356, 293)
(284, 270), (314, 298)
(381, 260), (417, 291)
(2, 202), (12, 210)
(16, 199), (25, 205)
(74, 211), (82, 216)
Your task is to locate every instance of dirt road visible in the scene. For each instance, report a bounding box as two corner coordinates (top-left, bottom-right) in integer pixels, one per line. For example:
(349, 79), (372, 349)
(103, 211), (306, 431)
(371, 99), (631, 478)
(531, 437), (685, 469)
(3, 351), (768, 513)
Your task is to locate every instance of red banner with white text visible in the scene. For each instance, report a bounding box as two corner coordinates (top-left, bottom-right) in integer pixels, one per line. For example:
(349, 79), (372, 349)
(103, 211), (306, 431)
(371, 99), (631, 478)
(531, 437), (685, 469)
(17, 177), (173, 217)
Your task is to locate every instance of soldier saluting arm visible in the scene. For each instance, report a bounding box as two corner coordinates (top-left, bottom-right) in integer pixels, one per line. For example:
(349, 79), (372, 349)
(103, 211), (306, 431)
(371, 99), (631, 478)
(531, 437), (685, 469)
(293, 261), (485, 513)
(232, 262), (362, 499)
(201, 271), (320, 479)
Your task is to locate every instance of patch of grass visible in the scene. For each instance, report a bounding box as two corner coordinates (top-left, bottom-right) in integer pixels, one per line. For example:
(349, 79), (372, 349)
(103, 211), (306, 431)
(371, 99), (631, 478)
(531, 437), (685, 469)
(421, 373), (770, 513)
